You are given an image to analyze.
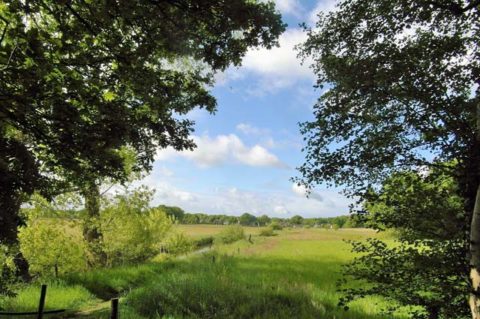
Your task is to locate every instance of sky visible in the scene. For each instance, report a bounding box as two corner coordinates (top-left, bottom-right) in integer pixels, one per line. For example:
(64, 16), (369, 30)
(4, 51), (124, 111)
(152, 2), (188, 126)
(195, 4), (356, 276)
(141, 0), (350, 218)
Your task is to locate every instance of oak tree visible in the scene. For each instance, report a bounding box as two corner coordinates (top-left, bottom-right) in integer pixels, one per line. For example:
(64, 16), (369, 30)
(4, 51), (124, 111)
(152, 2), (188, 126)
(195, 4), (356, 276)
(298, 0), (479, 317)
(0, 0), (285, 268)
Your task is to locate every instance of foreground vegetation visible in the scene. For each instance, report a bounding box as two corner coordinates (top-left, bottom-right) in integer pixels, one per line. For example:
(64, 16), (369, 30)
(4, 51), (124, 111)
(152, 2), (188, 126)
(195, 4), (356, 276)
(0, 227), (402, 319)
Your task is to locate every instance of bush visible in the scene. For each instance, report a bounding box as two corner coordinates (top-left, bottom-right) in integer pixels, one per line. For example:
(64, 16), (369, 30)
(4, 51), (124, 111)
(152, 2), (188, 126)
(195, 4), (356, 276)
(269, 222), (283, 230)
(164, 232), (193, 256)
(100, 187), (173, 265)
(215, 225), (245, 244)
(0, 244), (16, 297)
(194, 236), (214, 249)
(259, 227), (276, 237)
(18, 219), (87, 278)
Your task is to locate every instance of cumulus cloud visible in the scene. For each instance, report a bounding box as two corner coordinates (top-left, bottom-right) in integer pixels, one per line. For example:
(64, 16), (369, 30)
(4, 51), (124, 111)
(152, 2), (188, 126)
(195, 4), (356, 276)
(241, 28), (312, 81)
(308, 0), (338, 25)
(292, 183), (325, 202)
(143, 180), (351, 217)
(216, 28), (314, 95)
(236, 123), (270, 136)
(156, 133), (287, 169)
(271, 0), (305, 17)
(274, 205), (290, 215)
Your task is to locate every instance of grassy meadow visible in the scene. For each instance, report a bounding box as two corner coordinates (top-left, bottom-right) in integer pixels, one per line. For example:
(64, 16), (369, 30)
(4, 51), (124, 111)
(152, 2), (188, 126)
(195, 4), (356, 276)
(0, 226), (400, 319)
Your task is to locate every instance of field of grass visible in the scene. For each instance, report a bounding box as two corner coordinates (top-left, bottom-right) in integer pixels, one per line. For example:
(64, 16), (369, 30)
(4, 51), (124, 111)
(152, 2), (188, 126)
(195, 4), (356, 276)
(0, 226), (401, 319)
(175, 224), (263, 239)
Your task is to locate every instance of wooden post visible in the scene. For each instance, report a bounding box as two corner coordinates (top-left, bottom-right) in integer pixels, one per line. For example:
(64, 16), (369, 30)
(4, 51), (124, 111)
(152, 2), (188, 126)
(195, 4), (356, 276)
(37, 284), (47, 319)
(111, 298), (119, 319)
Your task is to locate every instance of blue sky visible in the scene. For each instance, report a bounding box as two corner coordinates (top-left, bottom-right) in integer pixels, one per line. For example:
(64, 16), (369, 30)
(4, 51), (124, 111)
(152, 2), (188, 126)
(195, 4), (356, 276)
(141, 0), (351, 218)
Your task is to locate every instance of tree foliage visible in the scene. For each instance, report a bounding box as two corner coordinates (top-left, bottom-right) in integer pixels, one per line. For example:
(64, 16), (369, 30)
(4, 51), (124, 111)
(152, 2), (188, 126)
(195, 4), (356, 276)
(100, 187), (172, 266)
(340, 169), (469, 318)
(239, 213), (257, 226)
(0, 0), (285, 245)
(298, 0), (478, 197)
(157, 205), (185, 222)
(18, 218), (87, 278)
(298, 0), (479, 317)
(164, 231), (194, 256)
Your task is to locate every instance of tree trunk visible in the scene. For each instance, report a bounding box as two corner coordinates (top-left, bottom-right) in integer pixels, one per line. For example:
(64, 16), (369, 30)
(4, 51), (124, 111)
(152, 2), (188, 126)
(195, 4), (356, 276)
(470, 185), (480, 318)
(0, 194), (31, 281)
(470, 101), (480, 319)
(82, 182), (106, 267)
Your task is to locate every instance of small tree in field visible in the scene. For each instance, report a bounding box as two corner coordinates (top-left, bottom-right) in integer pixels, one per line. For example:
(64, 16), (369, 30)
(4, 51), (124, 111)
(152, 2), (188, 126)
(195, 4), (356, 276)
(290, 215), (304, 226)
(18, 193), (87, 277)
(100, 187), (172, 266)
(19, 220), (87, 278)
(239, 213), (257, 226)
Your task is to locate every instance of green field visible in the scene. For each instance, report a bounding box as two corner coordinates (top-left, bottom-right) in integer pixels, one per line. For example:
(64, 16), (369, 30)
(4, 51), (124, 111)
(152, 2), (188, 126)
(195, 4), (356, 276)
(0, 226), (399, 319)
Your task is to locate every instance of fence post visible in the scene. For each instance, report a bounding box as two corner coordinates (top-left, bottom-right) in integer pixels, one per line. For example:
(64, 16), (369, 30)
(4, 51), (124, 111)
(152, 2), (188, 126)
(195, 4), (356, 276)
(110, 298), (119, 319)
(37, 284), (47, 319)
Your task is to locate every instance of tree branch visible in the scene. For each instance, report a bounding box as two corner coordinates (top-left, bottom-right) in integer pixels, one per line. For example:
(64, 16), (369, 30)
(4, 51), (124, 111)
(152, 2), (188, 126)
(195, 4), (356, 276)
(426, 0), (480, 15)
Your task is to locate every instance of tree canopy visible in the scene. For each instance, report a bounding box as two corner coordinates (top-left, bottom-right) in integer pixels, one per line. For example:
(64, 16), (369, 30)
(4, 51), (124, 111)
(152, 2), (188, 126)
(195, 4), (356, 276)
(341, 167), (469, 318)
(298, 0), (478, 196)
(298, 0), (479, 317)
(0, 0), (285, 245)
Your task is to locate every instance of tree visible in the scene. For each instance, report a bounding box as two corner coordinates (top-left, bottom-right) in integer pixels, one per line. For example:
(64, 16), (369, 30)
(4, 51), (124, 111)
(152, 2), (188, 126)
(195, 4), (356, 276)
(290, 215), (304, 225)
(298, 1), (479, 317)
(0, 0), (285, 269)
(257, 214), (271, 226)
(239, 213), (257, 226)
(157, 205), (185, 222)
(100, 187), (172, 265)
(340, 168), (469, 318)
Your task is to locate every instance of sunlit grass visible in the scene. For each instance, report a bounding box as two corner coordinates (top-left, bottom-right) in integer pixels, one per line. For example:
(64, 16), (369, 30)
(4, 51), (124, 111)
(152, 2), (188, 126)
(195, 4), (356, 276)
(0, 281), (97, 314)
(2, 227), (403, 318)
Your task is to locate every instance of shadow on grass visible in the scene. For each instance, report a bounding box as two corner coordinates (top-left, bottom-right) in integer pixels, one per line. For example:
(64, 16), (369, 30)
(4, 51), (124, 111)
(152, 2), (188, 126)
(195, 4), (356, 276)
(64, 253), (397, 319)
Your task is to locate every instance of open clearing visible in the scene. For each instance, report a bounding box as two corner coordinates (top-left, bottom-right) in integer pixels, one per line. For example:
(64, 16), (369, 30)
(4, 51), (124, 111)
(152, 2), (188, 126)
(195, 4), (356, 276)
(0, 226), (401, 319)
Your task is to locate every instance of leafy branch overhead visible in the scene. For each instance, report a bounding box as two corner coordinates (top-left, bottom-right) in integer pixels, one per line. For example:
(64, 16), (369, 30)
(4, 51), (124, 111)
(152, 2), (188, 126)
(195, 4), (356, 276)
(0, 0), (285, 245)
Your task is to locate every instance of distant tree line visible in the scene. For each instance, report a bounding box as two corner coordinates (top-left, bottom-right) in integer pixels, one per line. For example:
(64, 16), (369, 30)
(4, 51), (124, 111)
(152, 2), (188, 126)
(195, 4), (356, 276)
(156, 206), (365, 228)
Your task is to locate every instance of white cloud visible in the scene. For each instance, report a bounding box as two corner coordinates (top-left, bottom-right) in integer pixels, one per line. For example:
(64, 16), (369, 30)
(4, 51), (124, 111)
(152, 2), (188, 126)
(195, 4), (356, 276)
(291, 183), (325, 202)
(138, 177), (196, 203)
(242, 28), (312, 80)
(274, 205), (290, 215)
(143, 180), (351, 217)
(308, 0), (338, 25)
(216, 28), (314, 95)
(272, 0), (304, 17)
(236, 123), (270, 136)
(158, 166), (174, 177)
(156, 133), (287, 169)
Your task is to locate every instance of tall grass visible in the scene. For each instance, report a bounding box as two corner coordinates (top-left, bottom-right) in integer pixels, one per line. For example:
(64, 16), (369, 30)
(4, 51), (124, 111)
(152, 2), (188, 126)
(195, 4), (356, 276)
(1, 227), (402, 318)
(0, 280), (96, 313)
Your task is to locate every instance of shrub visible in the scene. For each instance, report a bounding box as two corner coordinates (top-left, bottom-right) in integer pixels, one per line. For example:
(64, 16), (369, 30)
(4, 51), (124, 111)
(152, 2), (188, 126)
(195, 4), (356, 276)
(194, 236), (214, 249)
(269, 222), (283, 230)
(18, 219), (87, 278)
(259, 227), (276, 237)
(164, 232), (193, 256)
(215, 225), (245, 244)
(0, 244), (16, 297)
(100, 187), (173, 265)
